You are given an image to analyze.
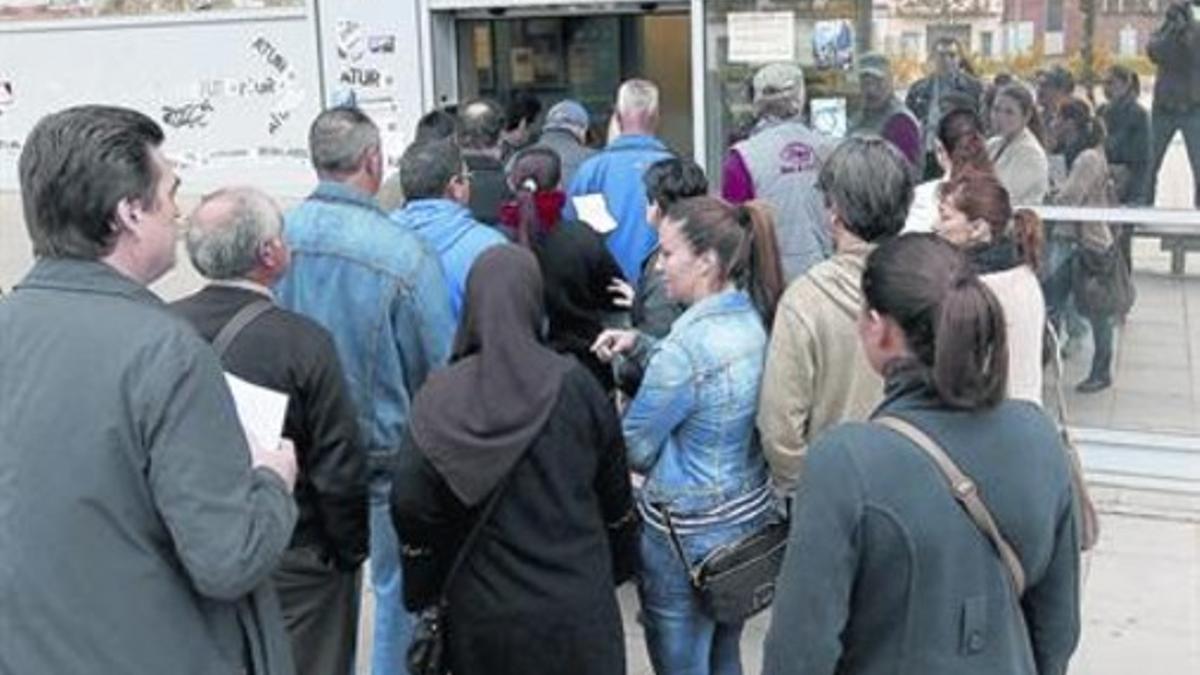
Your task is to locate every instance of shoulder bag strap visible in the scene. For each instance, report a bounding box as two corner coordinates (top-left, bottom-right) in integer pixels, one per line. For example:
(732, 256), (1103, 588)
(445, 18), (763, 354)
(659, 506), (702, 589)
(876, 415), (1027, 596)
(212, 299), (274, 358)
(436, 465), (520, 601)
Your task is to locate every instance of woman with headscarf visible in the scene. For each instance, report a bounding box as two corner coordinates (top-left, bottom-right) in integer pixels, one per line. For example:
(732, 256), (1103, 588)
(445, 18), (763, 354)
(390, 245), (637, 675)
(501, 146), (626, 390)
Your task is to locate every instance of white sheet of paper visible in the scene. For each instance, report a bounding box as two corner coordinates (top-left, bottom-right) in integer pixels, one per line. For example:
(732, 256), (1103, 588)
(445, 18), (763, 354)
(573, 193), (619, 235)
(726, 12), (795, 63)
(224, 372), (289, 451)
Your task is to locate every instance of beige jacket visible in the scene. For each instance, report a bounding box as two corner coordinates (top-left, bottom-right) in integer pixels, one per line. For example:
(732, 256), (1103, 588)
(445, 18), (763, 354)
(757, 240), (884, 495)
(988, 127), (1049, 207)
(1049, 147), (1115, 251)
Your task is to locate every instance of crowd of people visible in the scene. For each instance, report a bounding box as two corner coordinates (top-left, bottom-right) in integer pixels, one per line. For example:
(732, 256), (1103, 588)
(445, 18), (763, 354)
(13, 8), (1199, 673)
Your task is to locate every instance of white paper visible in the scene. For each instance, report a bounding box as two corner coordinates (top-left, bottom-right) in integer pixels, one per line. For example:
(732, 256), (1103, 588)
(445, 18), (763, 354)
(224, 373), (289, 451)
(727, 12), (795, 64)
(573, 194), (619, 235)
(810, 97), (847, 139)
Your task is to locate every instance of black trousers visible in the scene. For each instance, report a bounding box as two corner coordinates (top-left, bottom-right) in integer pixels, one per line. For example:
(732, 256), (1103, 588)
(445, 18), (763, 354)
(272, 547), (362, 675)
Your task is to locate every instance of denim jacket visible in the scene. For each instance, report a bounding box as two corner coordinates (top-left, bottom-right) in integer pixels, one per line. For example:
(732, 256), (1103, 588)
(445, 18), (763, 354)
(622, 288), (771, 515)
(277, 181), (455, 460)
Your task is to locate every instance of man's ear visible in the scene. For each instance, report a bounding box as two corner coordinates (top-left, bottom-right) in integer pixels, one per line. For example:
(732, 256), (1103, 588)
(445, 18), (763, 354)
(113, 197), (140, 236)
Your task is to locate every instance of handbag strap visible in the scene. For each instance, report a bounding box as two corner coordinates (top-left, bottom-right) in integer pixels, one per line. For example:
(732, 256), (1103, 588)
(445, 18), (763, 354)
(659, 506), (702, 589)
(437, 466), (519, 601)
(876, 416), (1027, 596)
(213, 299), (274, 358)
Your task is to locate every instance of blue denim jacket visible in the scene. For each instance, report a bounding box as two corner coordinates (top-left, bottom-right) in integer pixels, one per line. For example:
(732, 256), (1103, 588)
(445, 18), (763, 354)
(622, 288), (771, 514)
(277, 181), (455, 458)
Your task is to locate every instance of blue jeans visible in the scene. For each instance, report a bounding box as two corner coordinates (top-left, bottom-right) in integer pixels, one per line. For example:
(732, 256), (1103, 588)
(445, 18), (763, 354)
(637, 514), (768, 675)
(369, 475), (412, 675)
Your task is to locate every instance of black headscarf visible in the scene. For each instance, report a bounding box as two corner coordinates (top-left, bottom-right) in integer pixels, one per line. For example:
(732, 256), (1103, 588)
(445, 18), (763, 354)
(410, 245), (574, 506)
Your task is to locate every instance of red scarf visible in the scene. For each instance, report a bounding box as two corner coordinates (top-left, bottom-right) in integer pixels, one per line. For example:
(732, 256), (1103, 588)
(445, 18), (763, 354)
(499, 190), (567, 241)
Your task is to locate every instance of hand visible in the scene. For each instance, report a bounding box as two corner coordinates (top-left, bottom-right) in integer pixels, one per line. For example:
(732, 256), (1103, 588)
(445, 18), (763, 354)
(251, 436), (298, 493)
(608, 278), (635, 309)
(591, 329), (638, 363)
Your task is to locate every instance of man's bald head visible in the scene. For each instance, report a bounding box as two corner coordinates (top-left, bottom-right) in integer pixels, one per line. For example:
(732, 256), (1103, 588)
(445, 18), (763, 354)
(185, 187), (284, 281)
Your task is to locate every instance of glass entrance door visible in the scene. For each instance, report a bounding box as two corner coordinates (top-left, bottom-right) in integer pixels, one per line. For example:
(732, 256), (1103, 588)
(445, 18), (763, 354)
(453, 11), (693, 158)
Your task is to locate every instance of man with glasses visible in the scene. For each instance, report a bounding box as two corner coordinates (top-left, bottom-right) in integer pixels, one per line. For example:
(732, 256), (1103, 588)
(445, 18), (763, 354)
(390, 137), (506, 321)
(277, 107), (455, 675)
(905, 37), (984, 180)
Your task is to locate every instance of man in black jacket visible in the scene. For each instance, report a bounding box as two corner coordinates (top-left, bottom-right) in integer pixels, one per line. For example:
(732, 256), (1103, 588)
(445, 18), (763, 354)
(459, 98), (514, 225)
(172, 187), (368, 675)
(1147, 0), (1200, 206)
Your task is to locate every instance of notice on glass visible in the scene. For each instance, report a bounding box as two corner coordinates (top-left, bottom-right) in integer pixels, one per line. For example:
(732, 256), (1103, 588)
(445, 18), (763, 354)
(727, 12), (795, 64)
(811, 97), (847, 139)
(224, 372), (289, 451)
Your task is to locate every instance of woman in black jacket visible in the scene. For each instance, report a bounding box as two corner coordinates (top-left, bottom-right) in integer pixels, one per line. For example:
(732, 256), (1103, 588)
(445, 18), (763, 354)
(390, 245), (637, 675)
(763, 235), (1081, 675)
(1100, 65), (1152, 268)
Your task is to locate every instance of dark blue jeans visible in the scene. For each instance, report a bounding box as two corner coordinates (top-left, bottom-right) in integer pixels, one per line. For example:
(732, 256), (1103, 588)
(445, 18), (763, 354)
(1147, 105), (1200, 207)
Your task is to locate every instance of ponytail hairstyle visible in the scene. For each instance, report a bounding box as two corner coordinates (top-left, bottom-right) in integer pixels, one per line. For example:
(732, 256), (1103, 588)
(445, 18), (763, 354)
(503, 147), (564, 246)
(664, 196), (784, 328)
(939, 169), (1045, 271)
(862, 234), (1009, 409)
(995, 83), (1046, 148)
(937, 107), (993, 176)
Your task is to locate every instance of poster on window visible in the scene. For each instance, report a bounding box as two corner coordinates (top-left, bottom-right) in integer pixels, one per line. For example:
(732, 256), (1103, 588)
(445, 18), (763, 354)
(812, 20), (853, 70)
(810, 97), (847, 139)
(727, 12), (795, 63)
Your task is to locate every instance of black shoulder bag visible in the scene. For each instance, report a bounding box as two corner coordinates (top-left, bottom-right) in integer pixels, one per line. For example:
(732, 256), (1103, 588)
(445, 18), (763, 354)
(660, 505), (789, 625)
(407, 469), (517, 675)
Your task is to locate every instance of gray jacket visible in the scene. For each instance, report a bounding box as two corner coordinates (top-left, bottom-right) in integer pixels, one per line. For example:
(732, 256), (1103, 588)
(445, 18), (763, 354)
(533, 128), (597, 189)
(0, 259), (297, 675)
(763, 373), (1080, 675)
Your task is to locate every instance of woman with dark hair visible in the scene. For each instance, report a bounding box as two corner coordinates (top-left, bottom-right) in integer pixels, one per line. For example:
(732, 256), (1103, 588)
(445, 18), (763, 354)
(988, 83), (1050, 208)
(763, 234), (1081, 675)
(390, 245), (636, 675)
(591, 196), (785, 675)
(938, 170), (1047, 403)
(501, 146), (626, 389)
(1100, 64), (1152, 267)
(905, 107), (994, 233)
(1047, 98), (1123, 393)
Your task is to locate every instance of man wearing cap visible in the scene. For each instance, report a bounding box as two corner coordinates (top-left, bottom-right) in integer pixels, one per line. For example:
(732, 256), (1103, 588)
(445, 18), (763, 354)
(528, 99), (596, 187)
(851, 52), (922, 170)
(722, 62), (837, 281)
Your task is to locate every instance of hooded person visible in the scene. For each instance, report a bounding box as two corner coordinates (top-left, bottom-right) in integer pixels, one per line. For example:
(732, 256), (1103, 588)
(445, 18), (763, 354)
(390, 245), (637, 675)
(758, 137), (914, 496)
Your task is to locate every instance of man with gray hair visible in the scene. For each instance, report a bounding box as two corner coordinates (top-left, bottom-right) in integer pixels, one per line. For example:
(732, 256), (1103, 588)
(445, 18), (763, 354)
(567, 78), (673, 285)
(172, 187), (367, 675)
(723, 62), (837, 281)
(757, 136), (914, 497)
(277, 107), (456, 675)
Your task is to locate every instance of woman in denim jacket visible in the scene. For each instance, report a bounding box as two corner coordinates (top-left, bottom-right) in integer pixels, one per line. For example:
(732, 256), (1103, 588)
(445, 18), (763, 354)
(593, 196), (785, 675)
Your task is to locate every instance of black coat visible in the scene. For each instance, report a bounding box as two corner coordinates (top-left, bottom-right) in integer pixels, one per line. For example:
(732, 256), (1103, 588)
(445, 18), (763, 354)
(1148, 15), (1200, 111)
(391, 364), (636, 675)
(464, 153), (512, 226)
(534, 221), (625, 390)
(171, 285), (368, 569)
(1100, 96), (1152, 204)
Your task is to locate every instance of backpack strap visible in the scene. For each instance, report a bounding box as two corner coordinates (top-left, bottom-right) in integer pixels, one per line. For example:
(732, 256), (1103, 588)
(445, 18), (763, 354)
(876, 415), (1027, 596)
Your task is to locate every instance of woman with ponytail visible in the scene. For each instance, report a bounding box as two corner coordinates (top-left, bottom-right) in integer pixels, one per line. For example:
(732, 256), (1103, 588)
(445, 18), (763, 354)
(937, 170), (1047, 402)
(987, 83), (1050, 208)
(905, 107), (995, 233)
(764, 234), (1081, 675)
(590, 195), (784, 675)
(502, 147), (626, 389)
